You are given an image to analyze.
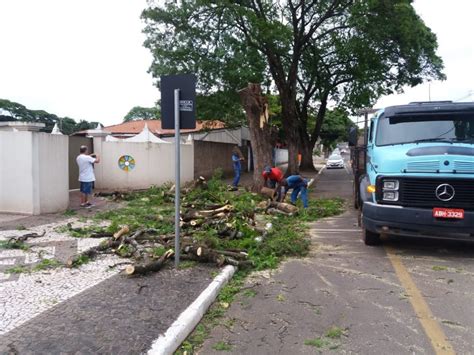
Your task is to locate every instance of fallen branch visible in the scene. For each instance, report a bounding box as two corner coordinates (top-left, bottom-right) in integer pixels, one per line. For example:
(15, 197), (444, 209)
(8, 230), (46, 244)
(66, 239), (122, 267)
(125, 249), (174, 275)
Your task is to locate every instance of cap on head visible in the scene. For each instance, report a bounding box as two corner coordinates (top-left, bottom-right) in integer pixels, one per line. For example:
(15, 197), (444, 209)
(264, 166), (272, 174)
(80, 145), (88, 153)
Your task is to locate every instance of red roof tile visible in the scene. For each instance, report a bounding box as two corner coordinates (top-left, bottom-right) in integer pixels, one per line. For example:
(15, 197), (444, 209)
(74, 120), (225, 136)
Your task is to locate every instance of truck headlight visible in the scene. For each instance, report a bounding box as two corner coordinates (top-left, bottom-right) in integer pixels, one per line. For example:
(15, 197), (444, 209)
(383, 191), (399, 201)
(383, 180), (399, 191)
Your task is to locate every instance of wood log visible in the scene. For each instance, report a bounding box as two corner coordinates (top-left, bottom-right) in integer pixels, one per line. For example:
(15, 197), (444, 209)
(66, 239), (121, 267)
(225, 258), (254, 268)
(267, 208), (292, 216)
(89, 232), (114, 238)
(113, 225), (130, 240)
(183, 246), (226, 266)
(215, 250), (248, 260)
(182, 204), (233, 222)
(268, 201), (298, 214)
(125, 249), (174, 275)
(260, 187), (276, 199)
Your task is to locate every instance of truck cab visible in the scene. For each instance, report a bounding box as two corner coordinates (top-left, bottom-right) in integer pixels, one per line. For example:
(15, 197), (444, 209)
(354, 101), (474, 245)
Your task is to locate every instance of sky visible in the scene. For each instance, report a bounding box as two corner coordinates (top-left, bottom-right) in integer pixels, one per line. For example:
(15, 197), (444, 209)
(0, 0), (473, 126)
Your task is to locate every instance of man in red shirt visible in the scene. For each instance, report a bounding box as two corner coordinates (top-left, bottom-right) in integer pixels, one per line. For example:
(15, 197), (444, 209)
(262, 166), (284, 188)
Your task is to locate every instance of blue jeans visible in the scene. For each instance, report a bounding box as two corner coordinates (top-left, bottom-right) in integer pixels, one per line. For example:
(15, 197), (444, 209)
(80, 181), (93, 195)
(233, 164), (241, 187)
(290, 181), (308, 208)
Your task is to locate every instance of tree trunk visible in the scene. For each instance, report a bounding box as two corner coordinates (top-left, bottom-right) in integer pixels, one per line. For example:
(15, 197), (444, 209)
(279, 90), (300, 176)
(299, 129), (316, 171)
(238, 83), (273, 192)
(298, 94), (329, 171)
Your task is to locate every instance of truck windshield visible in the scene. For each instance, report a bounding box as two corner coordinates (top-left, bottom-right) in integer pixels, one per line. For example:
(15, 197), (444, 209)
(376, 114), (474, 146)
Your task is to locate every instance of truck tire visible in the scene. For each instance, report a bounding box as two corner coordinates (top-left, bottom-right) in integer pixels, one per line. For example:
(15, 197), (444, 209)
(363, 229), (381, 246)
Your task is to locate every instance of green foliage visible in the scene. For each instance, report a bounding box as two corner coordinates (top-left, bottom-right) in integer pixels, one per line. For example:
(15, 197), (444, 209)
(152, 246), (167, 257)
(5, 258), (62, 274)
(212, 341), (232, 351)
(33, 258), (62, 271)
(71, 255), (90, 267)
(0, 240), (30, 251)
(319, 109), (355, 149)
(5, 265), (28, 274)
(178, 260), (197, 269)
(242, 289), (257, 298)
(0, 98), (98, 134)
(304, 337), (327, 348)
(63, 209), (77, 217)
(142, 0), (444, 153)
(123, 106), (160, 122)
(64, 225), (109, 238)
(326, 326), (344, 339)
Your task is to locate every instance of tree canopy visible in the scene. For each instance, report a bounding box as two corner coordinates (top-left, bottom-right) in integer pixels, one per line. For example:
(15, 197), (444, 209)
(0, 98), (97, 135)
(123, 106), (161, 122)
(142, 0), (445, 172)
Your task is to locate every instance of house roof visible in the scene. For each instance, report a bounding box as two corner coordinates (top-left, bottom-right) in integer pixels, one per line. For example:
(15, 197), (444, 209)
(74, 120), (225, 136)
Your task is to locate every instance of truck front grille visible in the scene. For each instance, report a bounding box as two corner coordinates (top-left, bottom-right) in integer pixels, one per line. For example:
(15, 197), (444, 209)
(377, 177), (474, 210)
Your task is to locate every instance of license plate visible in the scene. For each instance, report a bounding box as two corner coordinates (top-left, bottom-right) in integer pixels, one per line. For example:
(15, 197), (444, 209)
(433, 208), (464, 219)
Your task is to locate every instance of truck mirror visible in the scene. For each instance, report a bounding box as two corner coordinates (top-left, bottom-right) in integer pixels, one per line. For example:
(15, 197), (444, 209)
(348, 127), (358, 146)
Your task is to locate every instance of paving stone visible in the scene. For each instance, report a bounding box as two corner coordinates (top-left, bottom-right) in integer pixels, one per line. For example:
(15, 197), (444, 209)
(0, 265), (216, 354)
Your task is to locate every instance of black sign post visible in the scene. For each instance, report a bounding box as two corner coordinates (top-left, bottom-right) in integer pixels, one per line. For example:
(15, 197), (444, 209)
(161, 74), (196, 267)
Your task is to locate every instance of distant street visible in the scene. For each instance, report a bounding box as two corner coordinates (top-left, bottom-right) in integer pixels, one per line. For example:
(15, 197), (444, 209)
(200, 157), (474, 354)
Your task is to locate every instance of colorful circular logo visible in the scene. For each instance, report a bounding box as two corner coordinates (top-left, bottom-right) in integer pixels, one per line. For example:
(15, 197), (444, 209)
(118, 155), (136, 172)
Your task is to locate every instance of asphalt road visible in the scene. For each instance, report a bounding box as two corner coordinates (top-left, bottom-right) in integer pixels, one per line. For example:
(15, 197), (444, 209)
(200, 159), (474, 354)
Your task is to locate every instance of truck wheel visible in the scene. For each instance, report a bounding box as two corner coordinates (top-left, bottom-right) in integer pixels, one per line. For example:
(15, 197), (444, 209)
(363, 229), (381, 246)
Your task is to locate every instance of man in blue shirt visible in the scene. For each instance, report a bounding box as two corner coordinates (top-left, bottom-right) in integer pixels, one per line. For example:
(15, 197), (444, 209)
(231, 146), (244, 187)
(280, 175), (314, 208)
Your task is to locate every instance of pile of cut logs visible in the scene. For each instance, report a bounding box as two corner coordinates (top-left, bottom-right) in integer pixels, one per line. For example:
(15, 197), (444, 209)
(67, 181), (299, 276)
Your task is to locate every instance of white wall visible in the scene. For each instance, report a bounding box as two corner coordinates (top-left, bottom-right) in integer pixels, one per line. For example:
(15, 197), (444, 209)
(93, 139), (194, 190)
(0, 132), (69, 215)
(36, 133), (69, 214)
(0, 132), (34, 214)
(274, 148), (289, 165)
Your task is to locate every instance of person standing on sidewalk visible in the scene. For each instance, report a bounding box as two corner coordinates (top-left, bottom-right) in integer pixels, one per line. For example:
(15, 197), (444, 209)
(280, 175), (314, 208)
(76, 145), (100, 208)
(231, 146), (245, 188)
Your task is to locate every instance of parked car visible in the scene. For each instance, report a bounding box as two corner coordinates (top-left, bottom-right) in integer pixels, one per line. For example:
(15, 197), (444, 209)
(326, 154), (344, 169)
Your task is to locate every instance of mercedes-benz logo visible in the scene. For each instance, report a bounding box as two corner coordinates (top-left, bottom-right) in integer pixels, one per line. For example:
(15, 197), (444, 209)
(435, 184), (455, 202)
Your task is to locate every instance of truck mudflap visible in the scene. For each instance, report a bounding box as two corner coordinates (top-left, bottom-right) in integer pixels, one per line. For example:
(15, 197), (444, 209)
(362, 202), (474, 241)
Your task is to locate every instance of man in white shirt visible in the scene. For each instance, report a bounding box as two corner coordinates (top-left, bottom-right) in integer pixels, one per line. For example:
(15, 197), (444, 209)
(76, 145), (100, 208)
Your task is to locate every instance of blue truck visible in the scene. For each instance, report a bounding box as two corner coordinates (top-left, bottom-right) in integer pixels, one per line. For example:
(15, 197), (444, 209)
(349, 101), (474, 245)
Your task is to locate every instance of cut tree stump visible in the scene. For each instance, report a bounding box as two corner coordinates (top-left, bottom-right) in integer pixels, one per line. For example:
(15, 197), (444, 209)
(125, 249), (174, 275)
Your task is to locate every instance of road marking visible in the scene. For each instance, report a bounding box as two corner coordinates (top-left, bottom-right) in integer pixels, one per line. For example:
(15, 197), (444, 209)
(385, 246), (455, 355)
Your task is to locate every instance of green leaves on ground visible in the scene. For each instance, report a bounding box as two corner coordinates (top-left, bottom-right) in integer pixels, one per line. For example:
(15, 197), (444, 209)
(305, 326), (346, 350)
(0, 240), (30, 251)
(6, 258), (62, 274)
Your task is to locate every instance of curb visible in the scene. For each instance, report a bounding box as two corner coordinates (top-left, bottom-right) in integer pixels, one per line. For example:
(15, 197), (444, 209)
(147, 265), (237, 355)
